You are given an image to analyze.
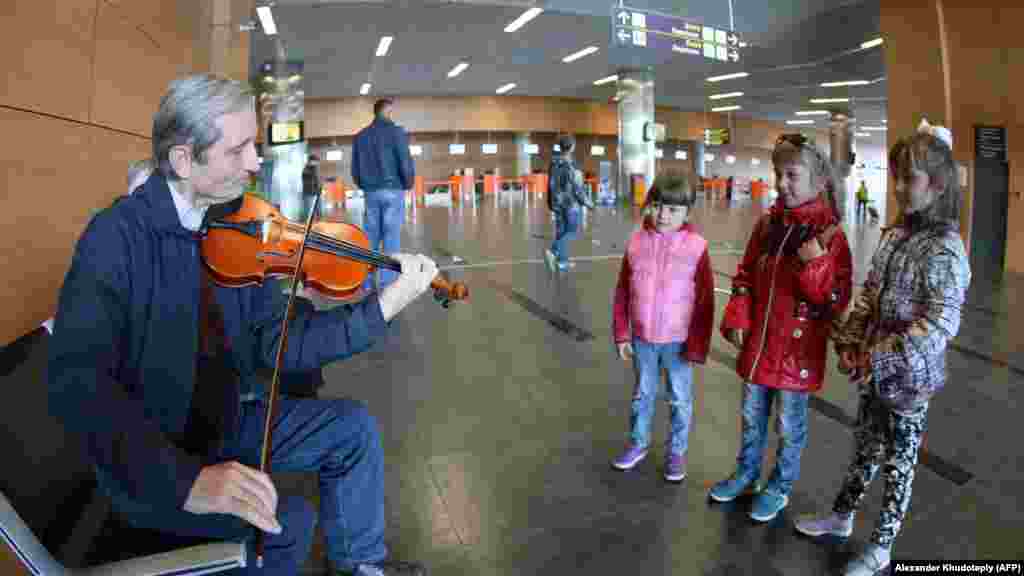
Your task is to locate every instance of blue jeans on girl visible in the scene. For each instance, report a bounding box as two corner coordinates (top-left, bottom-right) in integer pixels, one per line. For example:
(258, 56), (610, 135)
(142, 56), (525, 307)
(735, 382), (810, 496)
(629, 338), (694, 455)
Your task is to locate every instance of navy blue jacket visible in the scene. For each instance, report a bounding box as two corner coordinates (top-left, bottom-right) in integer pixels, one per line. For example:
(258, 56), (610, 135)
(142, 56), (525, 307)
(46, 174), (388, 511)
(351, 117), (415, 191)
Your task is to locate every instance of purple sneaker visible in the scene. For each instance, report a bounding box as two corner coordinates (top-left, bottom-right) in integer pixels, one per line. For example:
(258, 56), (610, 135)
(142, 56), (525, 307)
(664, 453), (687, 482)
(612, 443), (648, 470)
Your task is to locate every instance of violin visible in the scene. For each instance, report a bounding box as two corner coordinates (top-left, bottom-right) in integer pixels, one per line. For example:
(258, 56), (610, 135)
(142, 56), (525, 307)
(199, 193), (468, 306)
(199, 192), (466, 567)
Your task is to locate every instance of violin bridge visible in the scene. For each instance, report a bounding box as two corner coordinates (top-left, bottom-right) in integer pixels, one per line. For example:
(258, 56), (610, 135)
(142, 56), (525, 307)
(261, 219), (282, 245)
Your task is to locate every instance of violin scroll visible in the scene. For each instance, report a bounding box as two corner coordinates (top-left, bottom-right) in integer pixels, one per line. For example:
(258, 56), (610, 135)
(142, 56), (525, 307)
(429, 275), (469, 309)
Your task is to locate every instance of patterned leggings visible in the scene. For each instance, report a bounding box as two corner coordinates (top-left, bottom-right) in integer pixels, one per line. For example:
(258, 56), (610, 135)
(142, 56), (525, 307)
(832, 384), (929, 548)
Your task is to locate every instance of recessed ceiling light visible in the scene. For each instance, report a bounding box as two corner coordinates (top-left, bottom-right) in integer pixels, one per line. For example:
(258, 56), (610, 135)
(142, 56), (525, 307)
(563, 46), (599, 63)
(496, 83), (516, 94)
(809, 97), (849, 104)
(376, 36), (394, 57)
(447, 62), (469, 78)
(360, 83), (371, 95)
(707, 72), (749, 82)
(504, 7), (543, 33)
(821, 80), (870, 87)
(709, 92), (744, 100)
(787, 120), (815, 125)
(256, 5), (277, 35)
(594, 74), (618, 85)
(860, 37), (884, 49)
(711, 105), (741, 112)
(796, 110), (830, 116)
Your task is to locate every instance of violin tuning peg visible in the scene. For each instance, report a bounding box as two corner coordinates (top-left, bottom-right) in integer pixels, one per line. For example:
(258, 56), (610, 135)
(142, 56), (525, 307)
(442, 300), (451, 309)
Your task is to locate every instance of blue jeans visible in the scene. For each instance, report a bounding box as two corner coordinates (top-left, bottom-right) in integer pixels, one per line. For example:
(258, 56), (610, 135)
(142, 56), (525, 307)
(101, 397), (387, 575)
(629, 338), (694, 454)
(735, 383), (810, 496)
(363, 188), (405, 290)
(551, 205), (580, 265)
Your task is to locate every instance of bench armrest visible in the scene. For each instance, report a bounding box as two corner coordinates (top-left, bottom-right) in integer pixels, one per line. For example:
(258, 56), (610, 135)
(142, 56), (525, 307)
(75, 541), (245, 576)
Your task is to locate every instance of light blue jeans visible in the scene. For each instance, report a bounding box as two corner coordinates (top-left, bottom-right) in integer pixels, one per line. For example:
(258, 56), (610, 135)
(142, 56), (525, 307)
(735, 382), (810, 496)
(629, 338), (694, 455)
(551, 205), (581, 265)
(363, 188), (405, 290)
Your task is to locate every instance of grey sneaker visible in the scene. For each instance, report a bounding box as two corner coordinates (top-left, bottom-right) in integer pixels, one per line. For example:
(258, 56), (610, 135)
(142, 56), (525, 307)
(794, 511), (854, 538)
(544, 249), (556, 270)
(844, 544), (890, 576)
(345, 559), (427, 576)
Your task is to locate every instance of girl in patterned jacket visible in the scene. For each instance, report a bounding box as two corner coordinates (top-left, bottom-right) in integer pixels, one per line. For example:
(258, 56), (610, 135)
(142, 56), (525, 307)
(794, 121), (971, 576)
(611, 173), (715, 483)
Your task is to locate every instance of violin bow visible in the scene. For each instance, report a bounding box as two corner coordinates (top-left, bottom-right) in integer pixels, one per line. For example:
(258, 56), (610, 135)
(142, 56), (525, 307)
(253, 192), (323, 568)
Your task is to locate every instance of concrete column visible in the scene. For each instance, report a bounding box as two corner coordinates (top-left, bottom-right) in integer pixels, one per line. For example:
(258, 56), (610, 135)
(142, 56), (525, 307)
(263, 39), (308, 222)
(197, 0), (254, 81)
(616, 68), (655, 203)
(829, 109), (854, 221)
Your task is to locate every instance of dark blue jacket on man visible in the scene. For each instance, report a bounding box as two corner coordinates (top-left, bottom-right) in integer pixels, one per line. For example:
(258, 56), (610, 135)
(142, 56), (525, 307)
(46, 173), (388, 512)
(351, 117), (415, 191)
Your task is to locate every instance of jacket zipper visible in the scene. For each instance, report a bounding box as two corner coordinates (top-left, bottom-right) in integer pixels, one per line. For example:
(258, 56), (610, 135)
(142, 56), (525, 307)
(747, 224), (794, 382)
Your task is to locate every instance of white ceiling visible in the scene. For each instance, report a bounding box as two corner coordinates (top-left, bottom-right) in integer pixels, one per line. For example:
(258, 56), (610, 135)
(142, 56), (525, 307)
(250, 0), (887, 131)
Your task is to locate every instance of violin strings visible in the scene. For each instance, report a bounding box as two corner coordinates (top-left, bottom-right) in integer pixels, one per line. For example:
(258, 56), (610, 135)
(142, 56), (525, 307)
(277, 220), (399, 270)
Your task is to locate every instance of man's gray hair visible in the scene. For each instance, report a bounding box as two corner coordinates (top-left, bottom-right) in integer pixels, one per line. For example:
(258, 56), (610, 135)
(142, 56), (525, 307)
(152, 74), (253, 180)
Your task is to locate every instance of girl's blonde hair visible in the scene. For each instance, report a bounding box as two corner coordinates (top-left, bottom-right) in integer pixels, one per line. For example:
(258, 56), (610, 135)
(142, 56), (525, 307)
(888, 131), (959, 228)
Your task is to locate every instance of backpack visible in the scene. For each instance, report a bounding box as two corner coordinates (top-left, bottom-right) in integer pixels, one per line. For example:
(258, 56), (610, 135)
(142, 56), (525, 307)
(547, 158), (577, 211)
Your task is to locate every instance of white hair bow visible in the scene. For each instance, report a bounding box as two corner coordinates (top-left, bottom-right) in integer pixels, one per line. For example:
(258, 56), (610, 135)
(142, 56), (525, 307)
(918, 118), (953, 149)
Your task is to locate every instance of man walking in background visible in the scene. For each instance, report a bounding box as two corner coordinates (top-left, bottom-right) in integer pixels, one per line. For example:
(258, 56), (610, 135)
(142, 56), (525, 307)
(352, 98), (415, 291)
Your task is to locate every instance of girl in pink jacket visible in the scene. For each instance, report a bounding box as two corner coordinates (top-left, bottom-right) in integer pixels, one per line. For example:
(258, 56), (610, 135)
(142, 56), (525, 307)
(611, 173), (715, 483)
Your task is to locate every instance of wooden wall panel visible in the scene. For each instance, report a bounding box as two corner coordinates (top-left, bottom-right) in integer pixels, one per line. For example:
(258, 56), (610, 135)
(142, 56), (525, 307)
(0, 108), (147, 346)
(0, 0), (98, 121)
(91, 1), (178, 136)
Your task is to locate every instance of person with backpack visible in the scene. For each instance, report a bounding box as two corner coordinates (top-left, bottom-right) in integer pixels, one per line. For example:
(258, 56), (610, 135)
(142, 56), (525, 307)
(545, 135), (594, 272)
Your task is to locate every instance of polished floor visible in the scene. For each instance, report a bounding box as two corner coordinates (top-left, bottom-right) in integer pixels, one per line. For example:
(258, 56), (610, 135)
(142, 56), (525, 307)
(268, 191), (1023, 574)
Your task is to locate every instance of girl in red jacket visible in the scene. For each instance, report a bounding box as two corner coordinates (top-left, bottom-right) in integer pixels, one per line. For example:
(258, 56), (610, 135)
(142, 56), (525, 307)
(611, 173), (715, 483)
(711, 134), (853, 521)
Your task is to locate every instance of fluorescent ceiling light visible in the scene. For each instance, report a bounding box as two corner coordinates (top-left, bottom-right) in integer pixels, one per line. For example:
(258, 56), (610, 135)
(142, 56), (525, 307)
(325, 149), (343, 162)
(882, 119), (887, 124)
(711, 105), (741, 112)
(739, 42), (748, 48)
(447, 62), (469, 78)
(855, 132), (872, 137)
(594, 74), (618, 85)
(861, 37), (884, 49)
(863, 126), (887, 131)
(787, 120), (815, 125)
(504, 7), (543, 33)
(563, 46), (598, 63)
(256, 6), (277, 35)
(376, 36), (393, 57)
(707, 72), (749, 82)
(709, 92), (744, 100)
(796, 110), (830, 116)
(809, 97), (849, 104)
(496, 83), (516, 94)
(360, 83), (371, 95)
(821, 80), (870, 87)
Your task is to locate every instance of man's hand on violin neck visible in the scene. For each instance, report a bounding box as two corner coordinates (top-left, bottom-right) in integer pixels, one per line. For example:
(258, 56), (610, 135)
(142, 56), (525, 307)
(379, 253), (438, 321)
(184, 461), (282, 535)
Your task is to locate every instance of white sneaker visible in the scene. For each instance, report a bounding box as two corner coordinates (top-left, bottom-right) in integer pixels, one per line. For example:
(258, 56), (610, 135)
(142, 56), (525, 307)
(844, 544), (891, 576)
(793, 511), (854, 538)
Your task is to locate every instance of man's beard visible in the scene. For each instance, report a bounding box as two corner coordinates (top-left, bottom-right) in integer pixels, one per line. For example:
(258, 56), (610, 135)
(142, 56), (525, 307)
(196, 179), (246, 207)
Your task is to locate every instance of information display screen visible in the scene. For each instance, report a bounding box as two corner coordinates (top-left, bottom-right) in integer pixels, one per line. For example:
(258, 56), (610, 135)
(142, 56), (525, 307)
(268, 121), (304, 146)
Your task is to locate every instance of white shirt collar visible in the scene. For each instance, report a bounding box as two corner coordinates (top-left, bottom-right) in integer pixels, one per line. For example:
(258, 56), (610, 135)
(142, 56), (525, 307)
(167, 179), (208, 232)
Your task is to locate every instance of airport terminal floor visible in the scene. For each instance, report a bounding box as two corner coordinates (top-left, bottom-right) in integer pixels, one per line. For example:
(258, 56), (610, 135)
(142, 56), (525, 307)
(260, 190), (1024, 575)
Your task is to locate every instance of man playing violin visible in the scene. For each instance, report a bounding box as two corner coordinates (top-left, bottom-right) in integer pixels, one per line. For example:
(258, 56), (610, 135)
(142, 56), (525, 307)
(47, 74), (435, 576)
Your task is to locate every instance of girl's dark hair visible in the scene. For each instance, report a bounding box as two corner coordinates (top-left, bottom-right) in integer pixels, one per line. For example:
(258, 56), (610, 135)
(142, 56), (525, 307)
(646, 172), (694, 207)
(889, 131), (959, 228)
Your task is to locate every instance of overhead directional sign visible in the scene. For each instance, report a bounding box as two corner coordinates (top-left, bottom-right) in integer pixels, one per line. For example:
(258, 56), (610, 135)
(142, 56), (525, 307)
(611, 4), (741, 63)
(704, 128), (731, 146)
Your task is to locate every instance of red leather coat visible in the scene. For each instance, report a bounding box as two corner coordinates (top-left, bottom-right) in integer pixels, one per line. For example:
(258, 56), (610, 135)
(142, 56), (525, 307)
(720, 197), (853, 392)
